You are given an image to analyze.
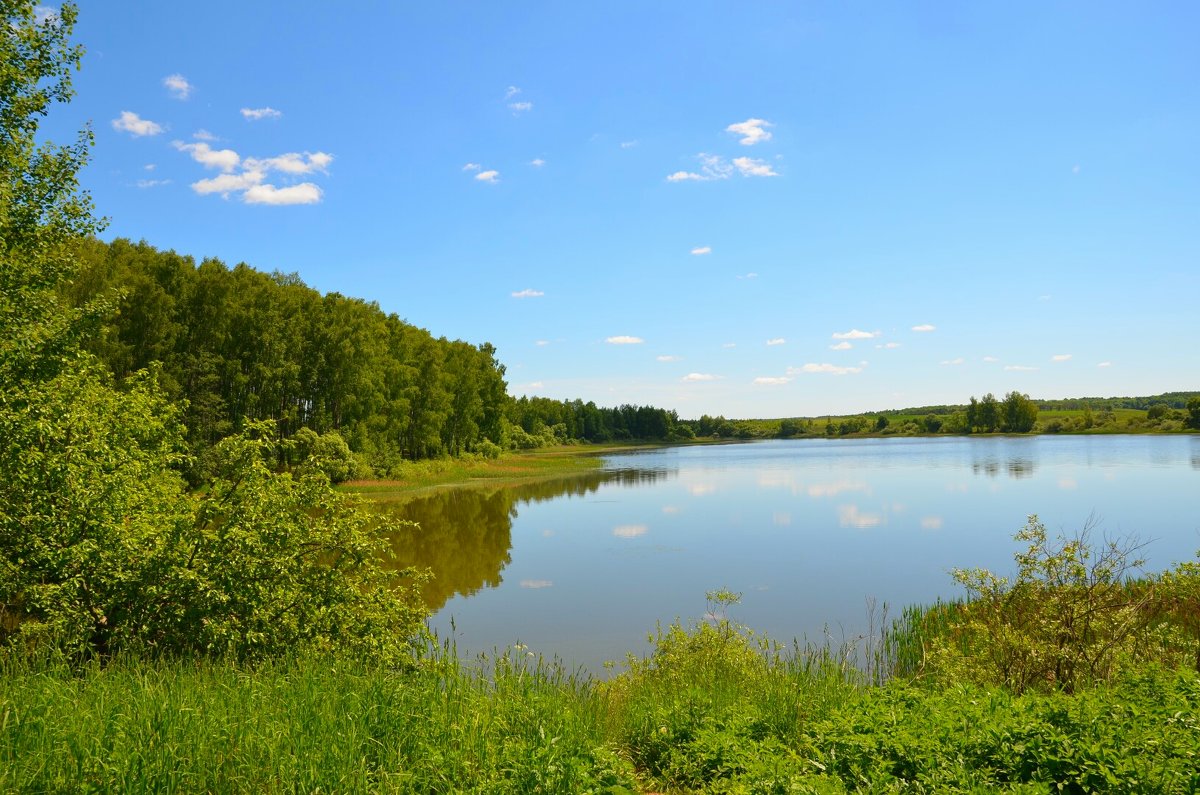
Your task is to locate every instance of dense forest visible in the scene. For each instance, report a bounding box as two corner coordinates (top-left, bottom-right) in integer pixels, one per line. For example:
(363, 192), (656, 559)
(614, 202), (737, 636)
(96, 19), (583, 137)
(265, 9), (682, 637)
(69, 238), (690, 479)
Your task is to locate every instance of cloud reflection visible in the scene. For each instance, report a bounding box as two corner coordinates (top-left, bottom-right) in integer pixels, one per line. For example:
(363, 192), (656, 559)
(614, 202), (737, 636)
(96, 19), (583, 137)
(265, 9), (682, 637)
(519, 579), (554, 589)
(613, 524), (649, 538)
(838, 505), (883, 529)
(807, 480), (868, 498)
(772, 512), (792, 526)
(920, 516), (943, 530)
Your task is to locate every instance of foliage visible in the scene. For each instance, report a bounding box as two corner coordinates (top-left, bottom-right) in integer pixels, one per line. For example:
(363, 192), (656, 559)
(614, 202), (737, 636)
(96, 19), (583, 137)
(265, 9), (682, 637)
(930, 515), (1164, 692)
(1, 407), (428, 663)
(7, 593), (1200, 792)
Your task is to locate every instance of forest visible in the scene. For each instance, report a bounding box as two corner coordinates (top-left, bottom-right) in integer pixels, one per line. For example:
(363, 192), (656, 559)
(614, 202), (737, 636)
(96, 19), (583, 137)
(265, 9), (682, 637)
(68, 237), (690, 480)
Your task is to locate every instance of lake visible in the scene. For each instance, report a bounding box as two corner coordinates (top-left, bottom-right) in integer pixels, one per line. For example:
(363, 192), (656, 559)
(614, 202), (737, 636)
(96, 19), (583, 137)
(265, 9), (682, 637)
(380, 435), (1200, 674)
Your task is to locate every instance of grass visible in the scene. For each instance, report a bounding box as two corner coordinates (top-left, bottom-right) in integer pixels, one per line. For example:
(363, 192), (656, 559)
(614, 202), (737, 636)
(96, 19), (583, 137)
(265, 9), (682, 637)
(8, 524), (1200, 792)
(341, 445), (611, 498)
(6, 602), (1200, 793)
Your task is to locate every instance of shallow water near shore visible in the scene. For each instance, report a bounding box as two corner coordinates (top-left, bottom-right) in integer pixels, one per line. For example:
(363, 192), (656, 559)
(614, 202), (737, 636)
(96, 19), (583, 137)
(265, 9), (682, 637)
(379, 435), (1200, 674)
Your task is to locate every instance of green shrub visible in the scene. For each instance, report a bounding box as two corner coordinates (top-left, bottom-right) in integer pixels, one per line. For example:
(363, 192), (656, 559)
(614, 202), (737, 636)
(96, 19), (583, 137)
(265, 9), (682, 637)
(930, 515), (1161, 692)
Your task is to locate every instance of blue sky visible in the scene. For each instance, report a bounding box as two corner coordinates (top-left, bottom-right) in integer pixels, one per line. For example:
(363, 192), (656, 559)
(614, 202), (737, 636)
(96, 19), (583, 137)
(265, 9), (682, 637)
(45, 2), (1199, 418)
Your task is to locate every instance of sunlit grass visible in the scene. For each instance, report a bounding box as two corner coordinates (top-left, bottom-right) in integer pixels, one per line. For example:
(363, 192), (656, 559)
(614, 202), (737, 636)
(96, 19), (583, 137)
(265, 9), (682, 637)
(7, 593), (1200, 792)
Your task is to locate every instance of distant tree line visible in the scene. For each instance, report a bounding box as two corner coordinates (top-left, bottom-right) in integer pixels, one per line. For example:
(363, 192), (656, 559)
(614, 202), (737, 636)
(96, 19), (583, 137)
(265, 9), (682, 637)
(68, 239), (687, 479)
(508, 395), (693, 447)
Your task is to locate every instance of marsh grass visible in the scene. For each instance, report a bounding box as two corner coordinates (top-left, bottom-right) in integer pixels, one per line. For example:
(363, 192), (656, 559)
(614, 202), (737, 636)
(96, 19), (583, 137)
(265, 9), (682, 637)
(6, 580), (1200, 793)
(4, 646), (1200, 793)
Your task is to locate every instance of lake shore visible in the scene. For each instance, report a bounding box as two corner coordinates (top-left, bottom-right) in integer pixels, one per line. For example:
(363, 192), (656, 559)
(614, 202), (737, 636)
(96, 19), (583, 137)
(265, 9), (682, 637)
(340, 442), (666, 499)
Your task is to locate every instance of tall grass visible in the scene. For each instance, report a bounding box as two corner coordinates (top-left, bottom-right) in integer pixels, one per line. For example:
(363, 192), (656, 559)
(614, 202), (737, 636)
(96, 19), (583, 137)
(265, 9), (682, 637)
(5, 592), (1200, 793)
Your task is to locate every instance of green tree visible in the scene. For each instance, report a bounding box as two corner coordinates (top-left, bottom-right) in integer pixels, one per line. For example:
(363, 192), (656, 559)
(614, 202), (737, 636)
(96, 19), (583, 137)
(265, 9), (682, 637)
(1187, 397), (1200, 430)
(1001, 391), (1038, 433)
(977, 393), (1001, 433)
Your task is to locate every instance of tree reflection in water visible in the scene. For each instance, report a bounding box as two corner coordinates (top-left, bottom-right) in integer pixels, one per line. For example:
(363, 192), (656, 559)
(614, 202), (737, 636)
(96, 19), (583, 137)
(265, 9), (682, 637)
(375, 468), (667, 611)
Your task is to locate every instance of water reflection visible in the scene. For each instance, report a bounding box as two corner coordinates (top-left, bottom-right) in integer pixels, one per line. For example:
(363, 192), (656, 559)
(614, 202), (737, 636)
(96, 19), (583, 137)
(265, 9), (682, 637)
(377, 468), (669, 611)
(971, 456), (1035, 478)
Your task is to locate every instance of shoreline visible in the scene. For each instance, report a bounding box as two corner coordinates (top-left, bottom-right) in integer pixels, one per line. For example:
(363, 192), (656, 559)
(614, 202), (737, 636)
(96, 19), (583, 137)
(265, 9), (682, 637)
(341, 429), (1194, 499)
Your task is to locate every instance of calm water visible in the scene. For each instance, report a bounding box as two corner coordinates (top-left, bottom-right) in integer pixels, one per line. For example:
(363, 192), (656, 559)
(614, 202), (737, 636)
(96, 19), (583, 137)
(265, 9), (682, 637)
(380, 435), (1200, 674)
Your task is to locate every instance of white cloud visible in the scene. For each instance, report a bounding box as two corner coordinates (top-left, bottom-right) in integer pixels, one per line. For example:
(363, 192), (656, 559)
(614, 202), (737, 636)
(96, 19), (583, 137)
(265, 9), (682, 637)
(143, 163), (156, 171)
(1038, 294), (1052, 302)
(830, 341), (852, 351)
(606, 336), (644, 345)
(940, 357), (964, 366)
(462, 162), (481, 171)
(530, 158), (545, 167)
(511, 289), (544, 298)
(111, 111), (163, 137)
(1051, 354), (1072, 362)
(722, 342), (737, 349)
(666, 152), (735, 182)
(244, 151), (332, 175)
(732, 156), (779, 177)
(509, 101), (533, 112)
(241, 107), (282, 121)
(505, 86), (521, 99)
(527, 381), (545, 389)
(982, 356), (999, 363)
(1072, 165), (1080, 174)
(190, 170), (264, 196)
(766, 338), (786, 346)
(475, 170), (500, 183)
(613, 524), (647, 538)
(656, 355), (682, 362)
(243, 182), (322, 205)
(519, 579), (553, 589)
(1097, 361), (1112, 368)
(173, 140), (240, 172)
(535, 340), (549, 347)
(737, 272), (758, 280)
(34, 5), (57, 23)
(620, 140), (638, 148)
(193, 129), (217, 141)
(163, 73), (191, 100)
(681, 373), (718, 382)
(135, 179), (170, 189)
(912, 324), (936, 332)
(884, 342), (901, 349)
(832, 329), (878, 340)
(691, 246), (712, 255)
(754, 376), (791, 386)
(788, 363), (864, 376)
(726, 118), (773, 145)
(1004, 365), (1038, 372)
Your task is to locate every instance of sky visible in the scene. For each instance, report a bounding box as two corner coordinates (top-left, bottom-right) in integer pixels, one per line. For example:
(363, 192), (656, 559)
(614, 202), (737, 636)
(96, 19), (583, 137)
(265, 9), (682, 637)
(41, 1), (1200, 419)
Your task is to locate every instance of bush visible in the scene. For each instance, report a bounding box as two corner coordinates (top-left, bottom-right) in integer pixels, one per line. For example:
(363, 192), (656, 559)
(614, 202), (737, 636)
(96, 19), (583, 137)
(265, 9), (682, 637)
(930, 515), (1159, 692)
(1, 400), (428, 664)
(475, 439), (502, 459)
